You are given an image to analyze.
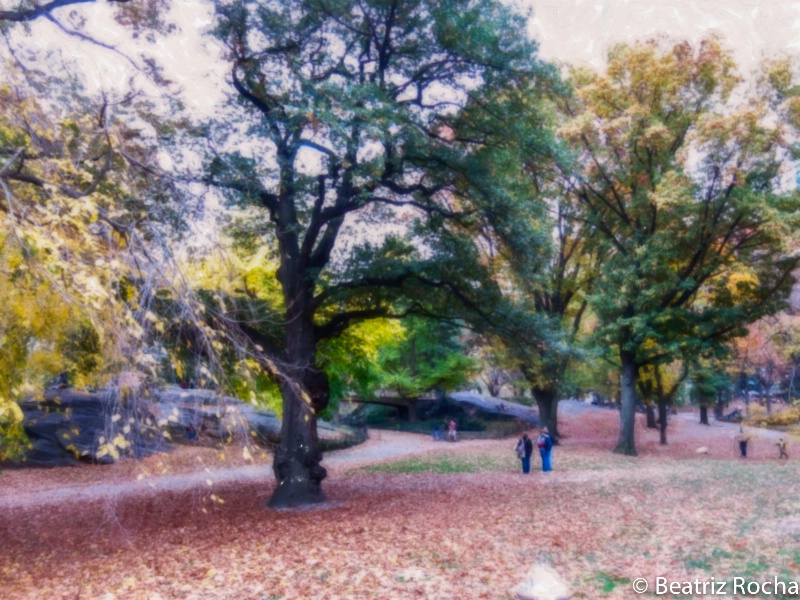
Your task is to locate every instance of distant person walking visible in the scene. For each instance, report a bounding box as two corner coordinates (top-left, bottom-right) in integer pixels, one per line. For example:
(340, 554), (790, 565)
(537, 427), (553, 472)
(777, 438), (789, 459)
(737, 426), (750, 458)
(516, 433), (534, 474)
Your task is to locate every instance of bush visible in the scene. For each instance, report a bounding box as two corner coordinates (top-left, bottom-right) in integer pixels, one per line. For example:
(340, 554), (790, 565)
(359, 405), (399, 425)
(745, 404), (800, 428)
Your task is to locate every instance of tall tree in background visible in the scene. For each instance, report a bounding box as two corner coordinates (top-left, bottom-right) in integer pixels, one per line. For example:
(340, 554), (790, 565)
(638, 362), (688, 444)
(445, 74), (577, 440)
(515, 195), (600, 441)
(207, 0), (555, 507)
(691, 363), (730, 425)
(558, 38), (800, 455)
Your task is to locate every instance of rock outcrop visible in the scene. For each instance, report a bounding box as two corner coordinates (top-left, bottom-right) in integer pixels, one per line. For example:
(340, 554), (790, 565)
(8, 387), (366, 468)
(15, 390), (166, 467)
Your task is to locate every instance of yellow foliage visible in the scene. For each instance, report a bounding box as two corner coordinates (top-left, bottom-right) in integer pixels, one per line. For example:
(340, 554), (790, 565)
(0, 398), (24, 425)
(747, 404), (800, 428)
(0, 59), (172, 457)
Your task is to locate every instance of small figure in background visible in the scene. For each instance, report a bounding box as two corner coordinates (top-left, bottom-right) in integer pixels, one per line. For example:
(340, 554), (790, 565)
(777, 438), (789, 460)
(516, 433), (533, 474)
(737, 426), (750, 458)
(537, 427), (553, 472)
(448, 419), (457, 441)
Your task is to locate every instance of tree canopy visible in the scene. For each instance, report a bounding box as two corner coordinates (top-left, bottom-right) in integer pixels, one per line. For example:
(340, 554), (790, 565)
(204, 0), (558, 506)
(558, 38), (800, 454)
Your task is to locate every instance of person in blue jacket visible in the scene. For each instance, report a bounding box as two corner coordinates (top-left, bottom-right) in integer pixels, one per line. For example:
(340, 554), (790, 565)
(537, 427), (553, 472)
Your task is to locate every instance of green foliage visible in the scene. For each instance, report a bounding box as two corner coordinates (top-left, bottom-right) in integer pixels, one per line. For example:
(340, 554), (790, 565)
(318, 319), (404, 404)
(207, 0), (558, 383)
(691, 366), (731, 407)
(58, 321), (103, 385)
(563, 39), (800, 368)
(376, 318), (477, 399)
(557, 38), (800, 452)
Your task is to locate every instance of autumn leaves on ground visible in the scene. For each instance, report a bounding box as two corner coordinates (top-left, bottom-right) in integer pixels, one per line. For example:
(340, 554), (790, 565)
(3, 405), (800, 600)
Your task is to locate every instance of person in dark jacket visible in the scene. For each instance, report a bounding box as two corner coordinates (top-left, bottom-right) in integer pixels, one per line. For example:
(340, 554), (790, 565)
(537, 427), (553, 472)
(516, 433), (534, 474)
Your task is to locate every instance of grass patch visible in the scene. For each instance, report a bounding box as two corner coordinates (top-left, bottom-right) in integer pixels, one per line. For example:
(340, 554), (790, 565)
(684, 557), (712, 571)
(595, 572), (630, 593)
(356, 452), (515, 474)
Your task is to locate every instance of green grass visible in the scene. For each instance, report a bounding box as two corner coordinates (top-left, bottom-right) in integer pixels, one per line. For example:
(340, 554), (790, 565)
(356, 452), (516, 474)
(684, 557), (712, 571)
(595, 572), (631, 593)
(354, 445), (645, 476)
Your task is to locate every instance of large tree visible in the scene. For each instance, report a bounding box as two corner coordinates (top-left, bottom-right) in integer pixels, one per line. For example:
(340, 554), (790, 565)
(206, 0), (554, 506)
(558, 38), (800, 455)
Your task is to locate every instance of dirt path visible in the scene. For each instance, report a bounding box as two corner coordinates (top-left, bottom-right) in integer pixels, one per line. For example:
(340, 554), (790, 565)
(0, 429), (453, 511)
(1, 405), (790, 512)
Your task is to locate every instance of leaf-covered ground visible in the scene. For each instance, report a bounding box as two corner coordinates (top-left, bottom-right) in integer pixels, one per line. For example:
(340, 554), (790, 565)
(3, 404), (800, 599)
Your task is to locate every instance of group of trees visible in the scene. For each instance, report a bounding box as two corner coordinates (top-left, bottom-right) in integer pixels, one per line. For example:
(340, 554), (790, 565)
(2, 0), (800, 506)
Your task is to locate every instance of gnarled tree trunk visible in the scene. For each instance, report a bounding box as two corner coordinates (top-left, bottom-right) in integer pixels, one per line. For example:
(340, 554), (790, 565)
(269, 236), (329, 508)
(269, 369), (327, 508)
(268, 305), (329, 507)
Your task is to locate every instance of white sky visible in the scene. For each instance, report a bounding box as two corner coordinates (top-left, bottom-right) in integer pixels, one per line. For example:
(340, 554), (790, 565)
(6, 0), (800, 113)
(3, 0), (799, 276)
(523, 0), (800, 75)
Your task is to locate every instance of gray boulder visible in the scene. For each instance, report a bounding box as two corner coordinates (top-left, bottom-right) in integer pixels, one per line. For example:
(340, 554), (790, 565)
(12, 389), (167, 467)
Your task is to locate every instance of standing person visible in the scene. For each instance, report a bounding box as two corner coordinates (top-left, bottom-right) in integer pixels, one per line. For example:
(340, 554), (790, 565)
(516, 433), (534, 474)
(537, 427), (553, 472)
(737, 426), (750, 458)
(448, 419), (457, 441)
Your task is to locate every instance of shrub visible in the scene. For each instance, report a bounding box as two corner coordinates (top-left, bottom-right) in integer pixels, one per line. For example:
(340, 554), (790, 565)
(745, 404), (800, 428)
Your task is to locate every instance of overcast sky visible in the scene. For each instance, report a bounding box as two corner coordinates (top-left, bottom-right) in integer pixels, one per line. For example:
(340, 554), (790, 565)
(524, 0), (800, 74)
(9, 0), (800, 114)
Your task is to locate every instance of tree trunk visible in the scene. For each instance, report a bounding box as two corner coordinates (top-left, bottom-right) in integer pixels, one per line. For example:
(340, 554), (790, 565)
(699, 405), (709, 425)
(533, 387), (560, 443)
(713, 393), (724, 420)
(646, 404), (657, 429)
(401, 400), (417, 423)
(269, 370), (327, 508)
(614, 350), (638, 456)
(534, 390), (550, 431)
(658, 400), (668, 445)
(269, 249), (329, 507)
